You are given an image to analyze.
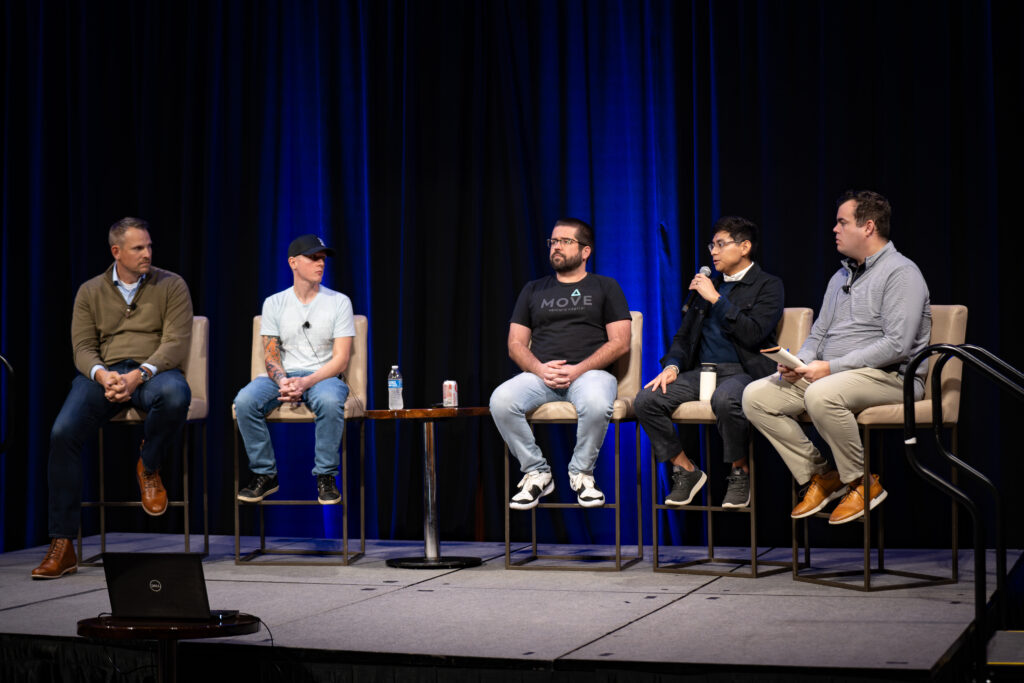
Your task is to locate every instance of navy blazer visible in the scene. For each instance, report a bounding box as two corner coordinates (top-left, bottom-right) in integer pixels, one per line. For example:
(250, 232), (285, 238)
(660, 262), (784, 379)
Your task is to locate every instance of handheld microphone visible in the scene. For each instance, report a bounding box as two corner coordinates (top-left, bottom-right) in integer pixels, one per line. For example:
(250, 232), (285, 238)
(682, 266), (713, 313)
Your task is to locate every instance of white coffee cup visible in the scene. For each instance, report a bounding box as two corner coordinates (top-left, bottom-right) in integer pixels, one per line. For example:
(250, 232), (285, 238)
(699, 363), (717, 401)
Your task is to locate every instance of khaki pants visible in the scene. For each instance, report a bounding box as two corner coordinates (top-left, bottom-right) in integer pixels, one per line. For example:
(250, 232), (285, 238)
(741, 368), (904, 485)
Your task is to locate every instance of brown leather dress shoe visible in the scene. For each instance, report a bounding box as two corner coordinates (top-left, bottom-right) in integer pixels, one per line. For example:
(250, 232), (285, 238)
(136, 457), (168, 516)
(791, 470), (848, 518)
(829, 474), (887, 524)
(31, 538), (78, 579)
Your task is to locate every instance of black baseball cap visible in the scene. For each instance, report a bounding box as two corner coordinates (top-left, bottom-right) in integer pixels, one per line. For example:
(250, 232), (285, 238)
(288, 234), (336, 258)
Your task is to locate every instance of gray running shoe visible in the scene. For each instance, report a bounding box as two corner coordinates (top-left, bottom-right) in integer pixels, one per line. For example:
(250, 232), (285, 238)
(665, 468), (707, 506)
(721, 468), (750, 508)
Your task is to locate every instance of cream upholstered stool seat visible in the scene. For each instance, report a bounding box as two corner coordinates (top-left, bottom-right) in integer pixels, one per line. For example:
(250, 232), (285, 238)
(233, 314), (367, 566)
(652, 307), (813, 577)
(504, 311), (644, 571)
(78, 316), (210, 565)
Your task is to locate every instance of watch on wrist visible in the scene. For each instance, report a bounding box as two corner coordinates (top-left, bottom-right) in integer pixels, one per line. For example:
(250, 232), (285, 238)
(138, 367), (152, 383)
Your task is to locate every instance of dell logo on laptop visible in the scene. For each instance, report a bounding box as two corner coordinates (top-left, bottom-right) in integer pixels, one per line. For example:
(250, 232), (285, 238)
(149, 579), (163, 593)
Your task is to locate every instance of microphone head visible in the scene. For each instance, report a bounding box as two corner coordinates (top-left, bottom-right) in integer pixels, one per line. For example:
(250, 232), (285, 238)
(303, 321), (311, 329)
(699, 266), (712, 277)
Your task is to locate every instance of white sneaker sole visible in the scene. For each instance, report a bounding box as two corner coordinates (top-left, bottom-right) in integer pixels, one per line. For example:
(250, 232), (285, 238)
(509, 481), (554, 510)
(828, 489), (888, 525)
(664, 471), (707, 507)
(576, 494), (605, 508)
(790, 485), (849, 519)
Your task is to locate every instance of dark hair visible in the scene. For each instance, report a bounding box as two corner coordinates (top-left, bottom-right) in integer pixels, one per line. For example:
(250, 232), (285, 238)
(108, 217), (150, 246)
(554, 217), (594, 249)
(837, 190), (891, 239)
(712, 215), (759, 257)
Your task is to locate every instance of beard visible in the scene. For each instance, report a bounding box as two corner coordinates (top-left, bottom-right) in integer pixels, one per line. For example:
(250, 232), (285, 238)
(550, 250), (583, 273)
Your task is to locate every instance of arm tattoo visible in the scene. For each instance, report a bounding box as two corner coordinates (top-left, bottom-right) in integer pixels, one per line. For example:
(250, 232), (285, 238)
(263, 336), (286, 384)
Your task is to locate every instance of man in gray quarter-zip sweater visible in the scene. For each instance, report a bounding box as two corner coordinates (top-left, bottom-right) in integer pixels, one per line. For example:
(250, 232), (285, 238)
(743, 190), (930, 526)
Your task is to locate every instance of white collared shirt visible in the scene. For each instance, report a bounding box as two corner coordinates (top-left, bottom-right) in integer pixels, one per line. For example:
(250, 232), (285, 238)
(723, 262), (754, 283)
(112, 264), (144, 304)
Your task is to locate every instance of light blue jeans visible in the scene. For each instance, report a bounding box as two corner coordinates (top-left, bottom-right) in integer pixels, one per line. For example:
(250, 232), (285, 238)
(234, 371), (348, 477)
(489, 370), (618, 475)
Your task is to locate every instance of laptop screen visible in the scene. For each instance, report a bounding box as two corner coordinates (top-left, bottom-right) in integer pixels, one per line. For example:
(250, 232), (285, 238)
(102, 552), (211, 620)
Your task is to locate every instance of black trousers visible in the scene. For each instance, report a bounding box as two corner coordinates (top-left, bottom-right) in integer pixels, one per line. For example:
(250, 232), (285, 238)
(634, 362), (754, 466)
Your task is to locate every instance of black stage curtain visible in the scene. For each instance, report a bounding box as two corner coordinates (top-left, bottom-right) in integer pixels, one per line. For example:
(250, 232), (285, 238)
(1, 0), (1021, 553)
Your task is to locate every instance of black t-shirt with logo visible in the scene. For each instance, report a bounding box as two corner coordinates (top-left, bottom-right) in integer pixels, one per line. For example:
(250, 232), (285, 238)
(510, 273), (631, 365)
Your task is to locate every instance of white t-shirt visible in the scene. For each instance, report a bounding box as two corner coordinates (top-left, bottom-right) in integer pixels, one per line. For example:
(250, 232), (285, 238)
(260, 286), (355, 374)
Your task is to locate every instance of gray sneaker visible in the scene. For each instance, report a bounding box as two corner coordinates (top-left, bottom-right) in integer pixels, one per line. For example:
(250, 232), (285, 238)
(317, 474), (341, 505)
(238, 474), (279, 503)
(665, 468), (707, 506)
(721, 468), (750, 508)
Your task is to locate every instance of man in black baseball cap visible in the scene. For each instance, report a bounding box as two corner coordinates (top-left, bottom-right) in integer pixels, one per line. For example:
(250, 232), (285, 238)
(287, 234), (336, 258)
(234, 232), (354, 506)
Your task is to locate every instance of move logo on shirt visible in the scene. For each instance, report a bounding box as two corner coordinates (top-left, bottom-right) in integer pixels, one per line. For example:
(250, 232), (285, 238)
(541, 292), (593, 310)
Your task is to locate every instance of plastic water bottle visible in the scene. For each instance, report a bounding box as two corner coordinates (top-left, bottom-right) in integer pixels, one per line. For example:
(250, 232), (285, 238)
(387, 365), (404, 410)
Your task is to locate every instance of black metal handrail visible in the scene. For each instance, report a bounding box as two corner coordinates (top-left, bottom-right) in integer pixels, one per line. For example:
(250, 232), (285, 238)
(0, 354), (12, 455)
(902, 343), (1024, 676)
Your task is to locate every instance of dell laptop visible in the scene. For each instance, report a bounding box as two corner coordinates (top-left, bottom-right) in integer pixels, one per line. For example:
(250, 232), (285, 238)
(102, 552), (217, 620)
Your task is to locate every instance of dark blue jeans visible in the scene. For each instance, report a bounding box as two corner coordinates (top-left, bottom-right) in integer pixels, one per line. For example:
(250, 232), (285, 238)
(48, 361), (191, 538)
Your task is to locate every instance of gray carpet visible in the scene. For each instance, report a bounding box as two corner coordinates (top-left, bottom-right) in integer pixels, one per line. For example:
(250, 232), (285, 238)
(0, 533), (1013, 676)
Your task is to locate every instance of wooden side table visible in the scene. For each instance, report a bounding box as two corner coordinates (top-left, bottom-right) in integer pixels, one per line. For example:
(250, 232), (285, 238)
(78, 613), (260, 683)
(366, 407), (488, 568)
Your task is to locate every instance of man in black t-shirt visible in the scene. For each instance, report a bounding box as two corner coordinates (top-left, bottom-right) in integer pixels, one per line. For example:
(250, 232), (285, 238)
(489, 218), (632, 510)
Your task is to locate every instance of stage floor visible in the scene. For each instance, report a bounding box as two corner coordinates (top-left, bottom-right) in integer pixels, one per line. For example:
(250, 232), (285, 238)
(0, 533), (1015, 681)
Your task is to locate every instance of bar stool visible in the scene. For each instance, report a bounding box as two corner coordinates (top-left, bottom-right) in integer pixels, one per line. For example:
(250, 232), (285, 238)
(792, 304), (967, 590)
(233, 314), (367, 566)
(653, 307), (812, 577)
(78, 316), (210, 565)
(504, 311), (643, 571)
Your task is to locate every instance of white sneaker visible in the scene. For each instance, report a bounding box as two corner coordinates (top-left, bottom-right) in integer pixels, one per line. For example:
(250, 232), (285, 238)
(569, 472), (605, 508)
(510, 471), (554, 510)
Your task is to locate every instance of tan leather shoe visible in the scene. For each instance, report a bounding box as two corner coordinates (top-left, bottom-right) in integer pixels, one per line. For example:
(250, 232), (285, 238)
(791, 470), (848, 518)
(829, 474), (887, 524)
(136, 457), (168, 516)
(31, 538), (78, 579)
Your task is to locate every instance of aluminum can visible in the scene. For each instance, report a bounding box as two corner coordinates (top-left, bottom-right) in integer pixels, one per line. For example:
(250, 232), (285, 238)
(442, 380), (459, 407)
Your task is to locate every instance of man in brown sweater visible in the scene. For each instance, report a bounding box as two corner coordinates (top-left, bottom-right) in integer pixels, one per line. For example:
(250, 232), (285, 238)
(32, 217), (193, 579)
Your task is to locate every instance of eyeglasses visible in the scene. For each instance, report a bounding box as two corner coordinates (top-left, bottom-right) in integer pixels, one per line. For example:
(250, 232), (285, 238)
(547, 237), (588, 248)
(706, 239), (745, 253)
